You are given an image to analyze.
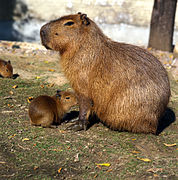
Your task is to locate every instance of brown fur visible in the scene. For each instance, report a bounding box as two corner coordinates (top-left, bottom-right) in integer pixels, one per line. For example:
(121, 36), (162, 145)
(28, 90), (78, 127)
(0, 59), (13, 78)
(40, 13), (171, 134)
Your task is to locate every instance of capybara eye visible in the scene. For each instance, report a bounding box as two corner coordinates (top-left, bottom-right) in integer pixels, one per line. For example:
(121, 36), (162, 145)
(64, 21), (74, 26)
(65, 96), (70, 99)
(6, 69), (8, 72)
(55, 33), (59, 36)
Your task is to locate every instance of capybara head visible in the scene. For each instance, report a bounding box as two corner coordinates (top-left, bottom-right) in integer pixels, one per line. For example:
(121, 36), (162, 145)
(0, 59), (13, 78)
(40, 12), (98, 53)
(55, 89), (78, 112)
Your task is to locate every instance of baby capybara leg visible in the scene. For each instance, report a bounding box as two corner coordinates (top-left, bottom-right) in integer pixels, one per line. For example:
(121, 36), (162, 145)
(67, 96), (92, 131)
(38, 114), (54, 128)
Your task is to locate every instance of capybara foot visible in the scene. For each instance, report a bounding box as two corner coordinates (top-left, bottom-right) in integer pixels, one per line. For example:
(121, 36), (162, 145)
(66, 121), (88, 131)
(49, 125), (58, 128)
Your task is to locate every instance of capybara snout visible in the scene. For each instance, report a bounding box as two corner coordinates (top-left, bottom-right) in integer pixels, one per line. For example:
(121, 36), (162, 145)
(40, 24), (51, 49)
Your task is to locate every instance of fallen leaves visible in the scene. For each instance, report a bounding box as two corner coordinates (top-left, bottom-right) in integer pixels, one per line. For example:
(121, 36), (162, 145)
(163, 143), (176, 147)
(40, 84), (45, 88)
(137, 157), (151, 162)
(22, 138), (30, 142)
(27, 97), (33, 103)
(96, 163), (111, 167)
(58, 129), (66, 133)
(51, 148), (63, 152)
(46, 83), (54, 87)
(12, 85), (18, 89)
(147, 168), (163, 173)
(57, 167), (62, 173)
(8, 134), (16, 139)
(131, 150), (140, 154)
(48, 69), (55, 72)
(33, 166), (39, 170)
(7, 104), (14, 108)
(0, 161), (6, 164)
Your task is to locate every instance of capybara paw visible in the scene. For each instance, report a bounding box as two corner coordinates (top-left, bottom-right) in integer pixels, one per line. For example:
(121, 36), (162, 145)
(66, 122), (86, 131)
(49, 125), (58, 129)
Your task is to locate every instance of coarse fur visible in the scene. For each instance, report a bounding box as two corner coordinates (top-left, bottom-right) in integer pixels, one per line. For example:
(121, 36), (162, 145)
(40, 13), (171, 134)
(28, 90), (78, 127)
(0, 59), (13, 78)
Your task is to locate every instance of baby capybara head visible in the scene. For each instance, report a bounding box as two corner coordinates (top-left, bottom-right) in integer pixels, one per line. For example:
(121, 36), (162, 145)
(54, 90), (78, 112)
(0, 59), (13, 78)
(40, 12), (95, 53)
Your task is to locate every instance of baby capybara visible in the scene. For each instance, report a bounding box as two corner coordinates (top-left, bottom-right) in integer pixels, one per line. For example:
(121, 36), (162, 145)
(0, 59), (13, 78)
(40, 13), (170, 134)
(28, 90), (78, 127)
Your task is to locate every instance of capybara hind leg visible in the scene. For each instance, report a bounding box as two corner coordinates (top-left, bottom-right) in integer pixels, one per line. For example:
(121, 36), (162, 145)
(41, 121), (52, 128)
(67, 96), (92, 131)
(132, 119), (157, 134)
(30, 120), (40, 126)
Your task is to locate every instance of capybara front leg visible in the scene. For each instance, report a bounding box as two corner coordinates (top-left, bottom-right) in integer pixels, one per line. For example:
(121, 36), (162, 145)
(67, 96), (92, 131)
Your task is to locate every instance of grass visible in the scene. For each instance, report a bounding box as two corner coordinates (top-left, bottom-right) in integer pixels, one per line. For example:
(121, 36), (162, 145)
(0, 64), (177, 179)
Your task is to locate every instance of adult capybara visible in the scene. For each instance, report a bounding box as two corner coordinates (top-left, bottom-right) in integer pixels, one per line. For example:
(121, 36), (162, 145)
(0, 59), (13, 78)
(28, 90), (78, 127)
(40, 13), (170, 134)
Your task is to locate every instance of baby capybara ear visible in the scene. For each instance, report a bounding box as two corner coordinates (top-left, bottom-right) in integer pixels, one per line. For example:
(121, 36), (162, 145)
(79, 13), (90, 26)
(56, 94), (61, 99)
(56, 89), (62, 99)
(8, 60), (11, 64)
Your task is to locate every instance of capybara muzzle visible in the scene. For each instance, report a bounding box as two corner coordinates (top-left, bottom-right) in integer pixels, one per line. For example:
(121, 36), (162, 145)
(40, 24), (51, 49)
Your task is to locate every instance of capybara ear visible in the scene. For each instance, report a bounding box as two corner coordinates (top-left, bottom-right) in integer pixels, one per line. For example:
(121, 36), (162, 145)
(4, 61), (7, 66)
(57, 89), (61, 94)
(8, 60), (11, 64)
(79, 13), (90, 26)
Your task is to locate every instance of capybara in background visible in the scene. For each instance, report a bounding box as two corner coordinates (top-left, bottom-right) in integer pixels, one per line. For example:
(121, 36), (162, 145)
(28, 90), (78, 127)
(0, 59), (13, 78)
(40, 13), (170, 134)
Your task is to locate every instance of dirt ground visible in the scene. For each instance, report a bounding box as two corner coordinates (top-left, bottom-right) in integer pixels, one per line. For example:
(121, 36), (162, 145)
(0, 41), (177, 179)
